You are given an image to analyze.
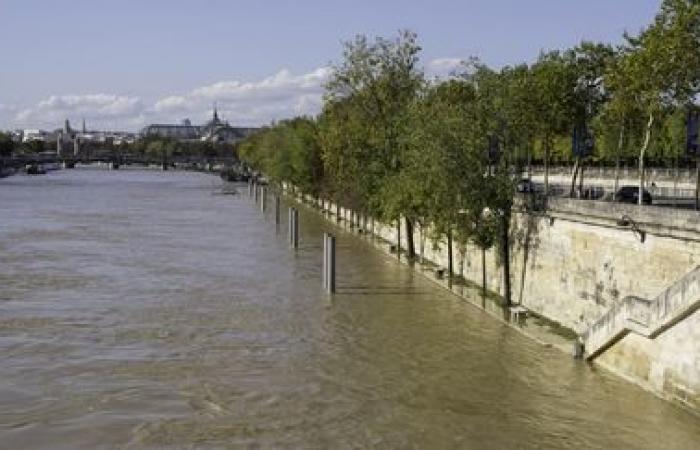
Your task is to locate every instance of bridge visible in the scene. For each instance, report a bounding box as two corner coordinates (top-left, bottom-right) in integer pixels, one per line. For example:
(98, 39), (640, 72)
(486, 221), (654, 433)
(3, 150), (239, 172)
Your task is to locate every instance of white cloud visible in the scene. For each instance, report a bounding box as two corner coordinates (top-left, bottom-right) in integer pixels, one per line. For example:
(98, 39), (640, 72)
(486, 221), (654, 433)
(426, 57), (465, 78)
(14, 94), (143, 129)
(6, 60), (468, 131)
(152, 67), (331, 126)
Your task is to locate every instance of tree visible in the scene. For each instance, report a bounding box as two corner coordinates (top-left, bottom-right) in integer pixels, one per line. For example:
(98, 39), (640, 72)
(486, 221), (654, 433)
(402, 79), (481, 272)
(463, 62), (520, 305)
(26, 140), (45, 154)
(563, 42), (615, 196)
(324, 30), (424, 257)
(318, 97), (373, 209)
(530, 51), (579, 196)
(0, 132), (14, 158)
(616, 0), (700, 204)
(597, 51), (644, 196)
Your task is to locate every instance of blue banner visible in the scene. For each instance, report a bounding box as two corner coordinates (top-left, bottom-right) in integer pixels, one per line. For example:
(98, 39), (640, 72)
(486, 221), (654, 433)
(572, 124), (594, 157)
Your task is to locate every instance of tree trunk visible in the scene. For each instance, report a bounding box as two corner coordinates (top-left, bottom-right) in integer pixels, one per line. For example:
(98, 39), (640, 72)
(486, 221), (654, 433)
(396, 219), (401, 257)
(544, 134), (550, 197)
(481, 247), (487, 304)
(518, 218), (533, 305)
(419, 222), (425, 264)
(639, 113), (654, 205)
(673, 158), (679, 208)
(405, 217), (415, 259)
(613, 124), (625, 201)
(578, 162), (585, 198)
(569, 156), (580, 197)
(447, 227), (453, 278)
(695, 157), (700, 211)
(501, 211), (512, 307)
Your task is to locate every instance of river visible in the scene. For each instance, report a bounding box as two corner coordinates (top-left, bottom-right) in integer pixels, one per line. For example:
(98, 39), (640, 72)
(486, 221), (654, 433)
(0, 169), (698, 449)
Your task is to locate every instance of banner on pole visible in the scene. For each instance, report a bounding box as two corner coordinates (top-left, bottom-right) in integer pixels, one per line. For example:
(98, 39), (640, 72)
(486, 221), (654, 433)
(572, 123), (594, 157)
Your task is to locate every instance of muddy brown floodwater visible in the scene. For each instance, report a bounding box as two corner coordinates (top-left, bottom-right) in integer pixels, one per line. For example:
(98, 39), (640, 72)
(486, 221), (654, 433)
(0, 169), (699, 449)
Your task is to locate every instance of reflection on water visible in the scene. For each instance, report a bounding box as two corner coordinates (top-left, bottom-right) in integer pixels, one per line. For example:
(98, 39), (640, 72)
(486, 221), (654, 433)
(0, 169), (698, 449)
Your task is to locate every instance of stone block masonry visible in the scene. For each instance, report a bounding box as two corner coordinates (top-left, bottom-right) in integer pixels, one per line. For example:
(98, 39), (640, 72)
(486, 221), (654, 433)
(282, 183), (700, 412)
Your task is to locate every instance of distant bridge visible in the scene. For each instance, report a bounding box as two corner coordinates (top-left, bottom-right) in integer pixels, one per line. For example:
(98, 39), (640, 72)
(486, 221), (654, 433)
(4, 151), (239, 171)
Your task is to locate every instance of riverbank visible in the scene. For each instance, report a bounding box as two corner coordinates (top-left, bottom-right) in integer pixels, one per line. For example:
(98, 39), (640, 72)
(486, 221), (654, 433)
(275, 183), (700, 416)
(279, 186), (578, 353)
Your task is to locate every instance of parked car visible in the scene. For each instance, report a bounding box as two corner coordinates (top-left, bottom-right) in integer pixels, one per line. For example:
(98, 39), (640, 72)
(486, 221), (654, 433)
(614, 185), (652, 205)
(580, 186), (605, 200)
(25, 163), (46, 175)
(516, 179), (536, 193)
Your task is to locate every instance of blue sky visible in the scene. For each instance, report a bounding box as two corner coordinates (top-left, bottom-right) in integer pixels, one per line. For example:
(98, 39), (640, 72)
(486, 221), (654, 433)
(0, 0), (661, 131)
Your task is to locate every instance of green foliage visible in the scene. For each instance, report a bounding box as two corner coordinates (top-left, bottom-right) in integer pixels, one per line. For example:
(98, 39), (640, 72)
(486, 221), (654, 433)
(236, 2), (700, 256)
(603, 0), (700, 166)
(25, 140), (45, 154)
(322, 30), (424, 217)
(0, 132), (14, 157)
(238, 117), (323, 193)
(128, 136), (234, 160)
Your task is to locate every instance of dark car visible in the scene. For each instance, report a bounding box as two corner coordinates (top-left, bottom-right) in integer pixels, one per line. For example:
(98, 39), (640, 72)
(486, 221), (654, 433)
(516, 179), (536, 193)
(614, 186), (652, 205)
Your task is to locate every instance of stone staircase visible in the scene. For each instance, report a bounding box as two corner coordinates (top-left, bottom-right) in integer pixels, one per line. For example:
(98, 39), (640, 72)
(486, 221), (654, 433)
(581, 266), (700, 360)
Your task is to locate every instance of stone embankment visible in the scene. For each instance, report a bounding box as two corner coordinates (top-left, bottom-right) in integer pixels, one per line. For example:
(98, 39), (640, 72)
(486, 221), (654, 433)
(582, 266), (700, 359)
(278, 181), (700, 412)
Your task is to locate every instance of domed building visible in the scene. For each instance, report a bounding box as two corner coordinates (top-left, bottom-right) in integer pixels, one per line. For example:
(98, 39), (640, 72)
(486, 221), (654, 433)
(140, 106), (258, 144)
(200, 107), (240, 143)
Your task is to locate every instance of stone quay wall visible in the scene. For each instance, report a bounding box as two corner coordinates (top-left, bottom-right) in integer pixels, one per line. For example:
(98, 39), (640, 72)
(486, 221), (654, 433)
(282, 183), (700, 411)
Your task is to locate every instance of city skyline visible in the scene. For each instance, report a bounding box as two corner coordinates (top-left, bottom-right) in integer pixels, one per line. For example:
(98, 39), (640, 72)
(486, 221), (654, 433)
(1, 0), (661, 131)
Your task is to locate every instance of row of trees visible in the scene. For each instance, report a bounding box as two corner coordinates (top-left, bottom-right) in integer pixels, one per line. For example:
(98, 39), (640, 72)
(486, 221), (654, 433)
(130, 136), (231, 160)
(0, 133), (52, 156)
(238, 0), (700, 303)
(0, 132), (14, 159)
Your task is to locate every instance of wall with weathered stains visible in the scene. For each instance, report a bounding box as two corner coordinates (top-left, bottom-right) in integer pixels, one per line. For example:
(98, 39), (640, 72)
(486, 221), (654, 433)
(291, 185), (700, 411)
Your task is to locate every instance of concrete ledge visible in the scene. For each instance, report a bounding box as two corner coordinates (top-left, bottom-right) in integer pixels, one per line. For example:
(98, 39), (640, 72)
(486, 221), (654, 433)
(543, 197), (700, 238)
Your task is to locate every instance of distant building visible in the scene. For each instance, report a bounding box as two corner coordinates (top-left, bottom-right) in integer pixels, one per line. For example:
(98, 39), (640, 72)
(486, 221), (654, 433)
(141, 119), (202, 141)
(140, 107), (258, 144)
(22, 129), (50, 142)
(10, 130), (23, 143)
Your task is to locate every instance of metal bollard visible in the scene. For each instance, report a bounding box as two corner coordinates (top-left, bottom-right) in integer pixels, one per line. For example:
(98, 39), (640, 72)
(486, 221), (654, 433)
(292, 208), (299, 249)
(323, 232), (328, 289)
(572, 339), (585, 359)
(275, 195), (281, 225)
(260, 186), (267, 212)
(288, 207), (299, 249)
(325, 234), (336, 293)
